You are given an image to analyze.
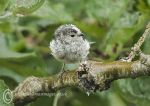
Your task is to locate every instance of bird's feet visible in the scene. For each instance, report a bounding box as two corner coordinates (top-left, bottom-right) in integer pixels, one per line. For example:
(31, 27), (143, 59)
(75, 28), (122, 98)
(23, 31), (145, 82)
(57, 69), (67, 83)
(57, 63), (66, 80)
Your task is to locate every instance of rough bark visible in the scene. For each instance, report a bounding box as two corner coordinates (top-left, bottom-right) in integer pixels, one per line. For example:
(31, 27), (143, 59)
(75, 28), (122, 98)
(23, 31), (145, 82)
(13, 53), (150, 106)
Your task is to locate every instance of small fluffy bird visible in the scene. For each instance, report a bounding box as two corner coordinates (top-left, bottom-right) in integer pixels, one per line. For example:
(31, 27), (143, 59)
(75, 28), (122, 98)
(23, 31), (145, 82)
(49, 24), (90, 72)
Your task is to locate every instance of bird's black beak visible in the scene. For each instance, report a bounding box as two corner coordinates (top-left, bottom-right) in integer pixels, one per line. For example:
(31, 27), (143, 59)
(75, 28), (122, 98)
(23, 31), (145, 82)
(79, 33), (84, 37)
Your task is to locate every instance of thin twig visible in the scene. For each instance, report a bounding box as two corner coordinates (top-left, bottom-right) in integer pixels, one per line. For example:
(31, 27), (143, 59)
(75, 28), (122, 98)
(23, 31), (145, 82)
(53, 92), (61, 106)
(126, 22), (150, 62)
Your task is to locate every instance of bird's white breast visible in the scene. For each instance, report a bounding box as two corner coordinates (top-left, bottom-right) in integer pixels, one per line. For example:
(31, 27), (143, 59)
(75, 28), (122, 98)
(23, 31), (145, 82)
(50, 38), (90, 63)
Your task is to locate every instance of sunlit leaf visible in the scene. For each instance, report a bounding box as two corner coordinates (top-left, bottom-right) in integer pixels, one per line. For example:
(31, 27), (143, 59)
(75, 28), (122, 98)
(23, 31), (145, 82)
(13, 0), (45, 15)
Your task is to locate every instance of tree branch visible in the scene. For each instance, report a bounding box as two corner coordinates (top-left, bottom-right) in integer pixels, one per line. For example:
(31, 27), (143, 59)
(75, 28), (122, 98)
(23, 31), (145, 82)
(126, 22), (150, 62)
(13, 52), (150, 106)
(13, 22), (150, 106)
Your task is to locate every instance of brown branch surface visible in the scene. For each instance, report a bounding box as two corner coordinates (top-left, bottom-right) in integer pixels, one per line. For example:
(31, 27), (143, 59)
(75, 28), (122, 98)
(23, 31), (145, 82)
(13, 53), (150, 106)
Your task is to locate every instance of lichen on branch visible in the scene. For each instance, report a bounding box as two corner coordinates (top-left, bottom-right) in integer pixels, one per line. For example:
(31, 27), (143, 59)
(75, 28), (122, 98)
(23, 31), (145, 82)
(13, 52), (150, 106)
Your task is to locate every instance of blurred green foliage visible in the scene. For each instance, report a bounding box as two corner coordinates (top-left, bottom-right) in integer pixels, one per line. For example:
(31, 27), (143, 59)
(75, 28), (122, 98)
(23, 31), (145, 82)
(0, 80), (13, 106)
(0, 0), (150, 106)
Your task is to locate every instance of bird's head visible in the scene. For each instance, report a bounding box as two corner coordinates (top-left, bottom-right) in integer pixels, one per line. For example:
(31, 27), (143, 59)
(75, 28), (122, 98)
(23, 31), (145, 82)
(54, 24), (85, 43)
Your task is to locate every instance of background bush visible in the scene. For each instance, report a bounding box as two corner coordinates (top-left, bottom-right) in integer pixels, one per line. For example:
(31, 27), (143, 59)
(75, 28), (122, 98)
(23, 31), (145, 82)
(0, 0), (150, 106)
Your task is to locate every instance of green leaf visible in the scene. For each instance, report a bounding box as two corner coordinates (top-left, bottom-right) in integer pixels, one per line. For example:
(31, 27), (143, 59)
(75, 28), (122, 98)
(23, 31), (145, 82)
(13, 0), (45, 15)
(0, 80), (13, 106)
(115, 77), (150, 106)
(0, 66), (24, 83)
(148, 0), (150, 6)
(86, 0), (130, 25)
(0, 0), (10, 14)
(0, 22), (13, 33)
(0, 35), (47, 77)
(137, 0), (150, 14)
(33, 2), (73, 24)
(0, 35), (35, 60)
(0, 57), (47, 77)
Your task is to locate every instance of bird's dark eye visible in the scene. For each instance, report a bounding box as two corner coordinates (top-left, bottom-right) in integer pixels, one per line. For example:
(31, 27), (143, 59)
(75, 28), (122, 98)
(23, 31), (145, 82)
(70, 35), (75, 37)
